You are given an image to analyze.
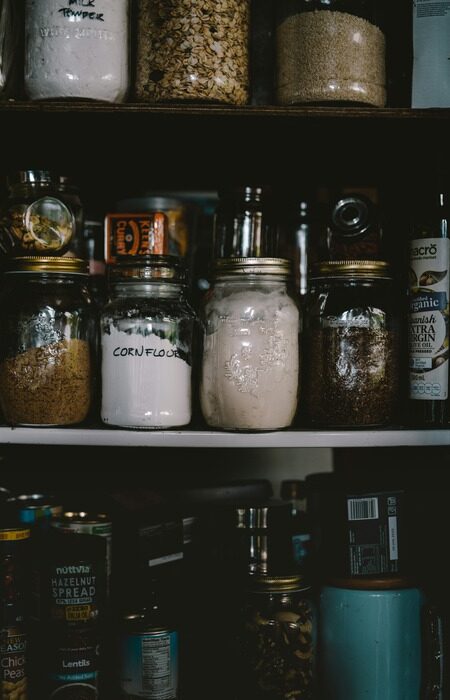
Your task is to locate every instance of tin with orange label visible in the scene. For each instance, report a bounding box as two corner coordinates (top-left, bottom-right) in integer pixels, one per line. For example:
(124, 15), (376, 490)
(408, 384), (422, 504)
(104, 212), (168, 264)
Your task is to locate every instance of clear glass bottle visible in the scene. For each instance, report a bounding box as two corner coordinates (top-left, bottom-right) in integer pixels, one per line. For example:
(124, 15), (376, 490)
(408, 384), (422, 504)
(238, 574), (316, 700)
(0, 170), (75, 257)
(200, 258), (301, 431)
(24, 0), (129, 102)
(0, 257), (95, 426)
(408, 179), (450, 427)
(304, 260), (400, 427)
(100, 255), (197, 429)
(276, 0), (386, 107)
(134, 0), (250, 104)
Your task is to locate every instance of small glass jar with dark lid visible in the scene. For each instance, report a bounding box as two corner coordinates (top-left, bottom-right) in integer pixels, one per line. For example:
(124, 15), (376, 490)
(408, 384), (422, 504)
(100, 255), (197, 429)
(0, 257), (95, 426)
(0, 170), (75, 257)
(304, 260), (399, 427)
(276, 0), (386, 107)
(237, 574), (316, 700)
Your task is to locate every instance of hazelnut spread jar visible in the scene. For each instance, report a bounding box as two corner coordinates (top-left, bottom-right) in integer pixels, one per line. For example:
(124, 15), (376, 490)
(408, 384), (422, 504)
(304, 261), (399, 427)
(200, 258), (301, 431)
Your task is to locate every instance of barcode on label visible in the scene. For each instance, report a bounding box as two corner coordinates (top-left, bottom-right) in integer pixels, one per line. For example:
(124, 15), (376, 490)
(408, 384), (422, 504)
(347, 497), (379, 521)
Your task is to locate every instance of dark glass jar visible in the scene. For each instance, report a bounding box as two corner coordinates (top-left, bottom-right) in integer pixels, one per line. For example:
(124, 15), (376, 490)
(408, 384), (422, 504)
(100, 255), (197, 429)
(0, 170), (75, 257)
(304, 260), (400, 427)
(238, 574), (316, 700)
(0, 257), (95, 426)
(276, 0), (386, 107)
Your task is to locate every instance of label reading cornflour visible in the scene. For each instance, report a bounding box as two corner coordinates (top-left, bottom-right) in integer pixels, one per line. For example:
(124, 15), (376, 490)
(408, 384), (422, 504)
(409, 238), (450, 400)
(101, 327), (192, 428)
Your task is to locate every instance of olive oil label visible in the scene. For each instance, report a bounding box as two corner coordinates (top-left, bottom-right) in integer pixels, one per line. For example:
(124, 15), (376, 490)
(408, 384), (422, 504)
(409, 237), (450, 400)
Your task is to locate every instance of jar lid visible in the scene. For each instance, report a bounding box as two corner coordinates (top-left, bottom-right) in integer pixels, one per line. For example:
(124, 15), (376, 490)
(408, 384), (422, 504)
(327, 576), (416, 590)
(251, 574), (310, 592)
(214, 257), (292, 276)
(110, 254), (186, 282)
(7, 170), (53, 187)
(312, 260), (391, 279)
(4, 257), (88, 275)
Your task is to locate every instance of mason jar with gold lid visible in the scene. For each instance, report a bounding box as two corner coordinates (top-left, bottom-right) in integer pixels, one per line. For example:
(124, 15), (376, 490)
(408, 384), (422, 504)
(238, 573), (316, 699)
(0, 257), (95, 426)
(304, 259), (400, 427)
(200, 257), (301, 431)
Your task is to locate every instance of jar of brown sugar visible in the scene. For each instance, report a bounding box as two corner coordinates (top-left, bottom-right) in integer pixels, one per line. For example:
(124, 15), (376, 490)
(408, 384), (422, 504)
(134, 0), (250, 104)
(304, 261), (400, 427)
(276, 0), (386, 107)
(0, 257), (95, 426)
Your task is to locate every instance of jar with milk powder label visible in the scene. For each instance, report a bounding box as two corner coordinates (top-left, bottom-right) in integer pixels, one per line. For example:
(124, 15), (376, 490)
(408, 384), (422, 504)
(100, 255), (196, 429)
(24, 0), (129, 102)
(200, 258), (301, 431)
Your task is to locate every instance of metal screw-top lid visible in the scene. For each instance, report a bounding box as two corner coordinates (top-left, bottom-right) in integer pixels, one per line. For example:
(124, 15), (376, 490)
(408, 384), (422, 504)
(214, 257), (292, 276)
(251, 574), (310, 592)
(7, 170), (53, 187)
(5, 257), (88, 275)
(312, 260), (391, 279)
(235, 500), (292, 530)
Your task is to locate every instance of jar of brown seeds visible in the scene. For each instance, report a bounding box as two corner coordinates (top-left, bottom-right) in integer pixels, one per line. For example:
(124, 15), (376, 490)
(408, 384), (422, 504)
(276, 0), (386, 107)
(134, 0), (250, 104)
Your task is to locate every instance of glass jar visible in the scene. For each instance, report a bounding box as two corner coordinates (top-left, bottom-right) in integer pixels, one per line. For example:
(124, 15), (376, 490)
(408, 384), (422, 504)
(100, 255), (197, 429)
(200, 258), (301, 431)
(276, 0), (386, 107)
(238, 574), (316, 700)
(134, 0), (250, 104)
(304, 260), (400, 427)
(0, 170), (75, 257)
(24, 0), (129, 102)
(0, 0), (22, 100)
(56, 175), (84, 257)
(0, 257), (95, 427)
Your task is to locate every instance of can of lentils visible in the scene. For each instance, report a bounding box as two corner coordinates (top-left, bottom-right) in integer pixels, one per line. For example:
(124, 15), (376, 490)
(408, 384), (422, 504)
(51, 512), (112, 597)
(119, 611), (178, 700)
(9, 493), (63, 526)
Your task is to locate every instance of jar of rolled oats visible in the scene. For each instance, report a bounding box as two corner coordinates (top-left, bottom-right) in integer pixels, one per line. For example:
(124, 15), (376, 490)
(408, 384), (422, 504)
(135, 0), (250, 105)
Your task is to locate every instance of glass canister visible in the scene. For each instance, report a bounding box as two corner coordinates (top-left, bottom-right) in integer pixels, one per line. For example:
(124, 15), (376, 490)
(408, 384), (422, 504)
(0, 170), (75, 257)
(24, 0), (129, 102)
(276, 0), (386, 107)
(0, 257), (95, 426)
(304, 260), (400, 427)
(200, 258), (301, 431)
(134, 0), (250, 104)
(100, 255), (197, 429)
(237, 574), (316, 700)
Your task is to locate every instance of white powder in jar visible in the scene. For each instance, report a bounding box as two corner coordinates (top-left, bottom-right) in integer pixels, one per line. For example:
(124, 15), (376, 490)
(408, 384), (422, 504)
(25, 0), (129, 102)
(101, 326), (192, 429)
(200, 287), (300, 430)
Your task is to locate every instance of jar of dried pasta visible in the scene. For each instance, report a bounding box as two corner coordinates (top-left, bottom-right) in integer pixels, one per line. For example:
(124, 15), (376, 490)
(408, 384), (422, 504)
(237, 574), (316, 700)
(0, 257), (95, 426)
(135, 0), (250, 104)
(276, 0), (386, 107)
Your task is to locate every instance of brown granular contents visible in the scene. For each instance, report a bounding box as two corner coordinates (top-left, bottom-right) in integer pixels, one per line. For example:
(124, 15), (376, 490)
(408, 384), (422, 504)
(0, 339), (91, 426)
(277, 10), (386, 107)
(305, 327), (398, 427)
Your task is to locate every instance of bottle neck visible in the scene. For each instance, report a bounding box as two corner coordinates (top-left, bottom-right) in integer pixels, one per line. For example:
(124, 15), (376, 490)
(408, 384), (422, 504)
(110, 280), (186, 299)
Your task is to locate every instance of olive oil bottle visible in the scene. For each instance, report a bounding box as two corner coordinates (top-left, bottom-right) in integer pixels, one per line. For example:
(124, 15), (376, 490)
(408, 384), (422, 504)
(408, 178), (450, 426)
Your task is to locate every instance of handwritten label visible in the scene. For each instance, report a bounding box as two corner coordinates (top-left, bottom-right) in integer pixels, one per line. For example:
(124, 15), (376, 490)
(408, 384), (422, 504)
(58, 0), (104, 21)
(112, 346), (183, 359)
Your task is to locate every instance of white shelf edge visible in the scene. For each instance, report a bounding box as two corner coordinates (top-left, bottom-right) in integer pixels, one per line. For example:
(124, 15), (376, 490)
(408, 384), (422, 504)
(0, 427), (449, 448)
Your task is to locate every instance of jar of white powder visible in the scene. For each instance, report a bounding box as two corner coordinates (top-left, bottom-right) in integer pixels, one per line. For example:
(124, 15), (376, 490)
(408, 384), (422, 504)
(24, 0), (129, 102)
(100, 255), (197, 429)
(200, 258), (301, 431)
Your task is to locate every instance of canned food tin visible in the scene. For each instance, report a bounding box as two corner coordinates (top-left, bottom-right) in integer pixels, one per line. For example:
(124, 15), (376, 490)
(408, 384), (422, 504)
(52, 512), (112, 594)
(9, 494), (63, 526)
(119, 612), (178, 700)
